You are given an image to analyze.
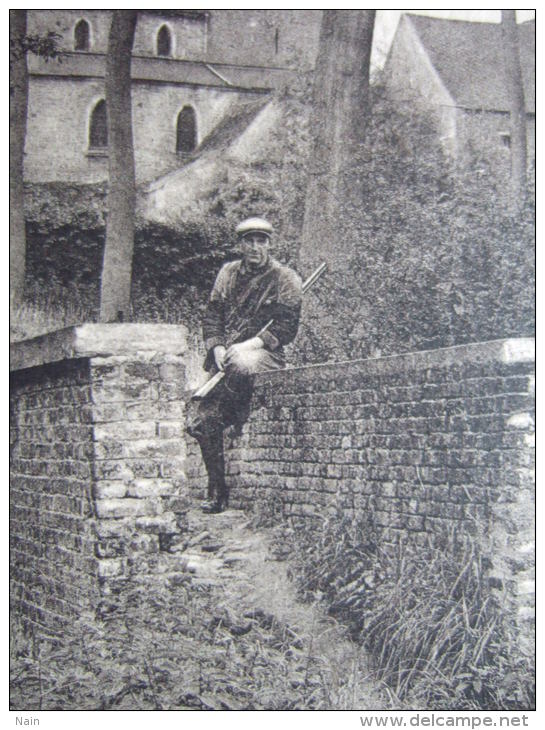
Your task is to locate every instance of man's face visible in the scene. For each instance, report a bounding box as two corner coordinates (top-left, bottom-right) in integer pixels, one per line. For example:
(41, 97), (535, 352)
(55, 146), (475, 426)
(240, 232), (270, 268)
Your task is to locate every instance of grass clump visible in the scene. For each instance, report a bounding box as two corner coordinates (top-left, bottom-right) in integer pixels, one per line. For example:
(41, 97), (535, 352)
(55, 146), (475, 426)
(287, 505), (535, 710)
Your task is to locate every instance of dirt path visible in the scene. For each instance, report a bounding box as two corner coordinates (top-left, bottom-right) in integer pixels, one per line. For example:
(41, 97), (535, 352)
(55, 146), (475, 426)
(175, 506), (386, 710)
(10, 504), (387, 710)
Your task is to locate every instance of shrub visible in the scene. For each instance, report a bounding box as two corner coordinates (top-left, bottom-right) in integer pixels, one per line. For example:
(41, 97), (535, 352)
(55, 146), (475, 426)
(295, 86), (535, 365)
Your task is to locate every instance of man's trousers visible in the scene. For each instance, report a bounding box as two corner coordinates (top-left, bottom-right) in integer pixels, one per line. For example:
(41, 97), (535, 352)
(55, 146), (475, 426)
(186, 347), (284, 507)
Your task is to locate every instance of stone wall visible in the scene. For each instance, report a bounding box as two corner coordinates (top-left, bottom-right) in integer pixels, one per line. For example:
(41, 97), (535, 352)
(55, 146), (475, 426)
(457, 108), (536, 170)
(206, 9), (321, 68)
(10, 324), (190, 632)
(209, 338), (534, 631)
(27, 10), (208, 59)
(27, 9), (320, 68)
(11, 328), (535, 646)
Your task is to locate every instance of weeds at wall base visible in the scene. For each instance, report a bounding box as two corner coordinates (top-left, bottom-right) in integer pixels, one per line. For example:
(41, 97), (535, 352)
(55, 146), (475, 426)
(280, 497), (535, 711)
(10, 492), (534, 711)
(10, 566), (368, 710)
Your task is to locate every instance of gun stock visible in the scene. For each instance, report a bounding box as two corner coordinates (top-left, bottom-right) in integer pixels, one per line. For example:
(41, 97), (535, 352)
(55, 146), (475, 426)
(192, 369), (225, 399)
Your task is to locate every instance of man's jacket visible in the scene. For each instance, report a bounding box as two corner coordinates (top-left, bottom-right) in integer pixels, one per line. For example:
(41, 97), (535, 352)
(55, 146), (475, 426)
(202, 256), (303, 370)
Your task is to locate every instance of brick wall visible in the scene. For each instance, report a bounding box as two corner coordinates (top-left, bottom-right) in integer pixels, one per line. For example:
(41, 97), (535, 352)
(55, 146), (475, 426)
(11, 329), (535, 646)
(10, 324), (191, 632)
(212, 338), (535, 634)
(10, 358), (98, 630)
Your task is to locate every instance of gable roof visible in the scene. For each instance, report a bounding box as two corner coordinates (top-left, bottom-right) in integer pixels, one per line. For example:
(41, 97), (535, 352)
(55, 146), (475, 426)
(405, 15), (535, 113)
(142, 98), (281, 224)
(196, 97), (272, 156)
(145, 96), (275, 189)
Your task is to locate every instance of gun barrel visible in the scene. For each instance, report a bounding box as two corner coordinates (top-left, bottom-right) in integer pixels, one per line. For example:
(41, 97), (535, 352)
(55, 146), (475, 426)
(302, 262), (327, 293)
(193, 369), (225, 399)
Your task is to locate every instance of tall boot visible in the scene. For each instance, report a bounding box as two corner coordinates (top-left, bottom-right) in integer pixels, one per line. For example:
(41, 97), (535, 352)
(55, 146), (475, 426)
(195, 427), (229, 511)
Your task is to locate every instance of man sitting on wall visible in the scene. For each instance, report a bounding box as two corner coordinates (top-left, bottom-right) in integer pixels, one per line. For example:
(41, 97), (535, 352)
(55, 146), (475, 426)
(187, 217), (303, 513)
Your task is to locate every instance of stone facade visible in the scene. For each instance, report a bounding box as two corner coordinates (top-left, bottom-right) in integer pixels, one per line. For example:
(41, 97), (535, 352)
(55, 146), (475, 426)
(10, 325), (191, 631)
(23, 9), (321, 186)
(25, 75), (268, 184)
(205, 9), (320, 68)
(27, 10), (321, 67)
(383, 14), (536, 166)
(456, 108), (536, 169)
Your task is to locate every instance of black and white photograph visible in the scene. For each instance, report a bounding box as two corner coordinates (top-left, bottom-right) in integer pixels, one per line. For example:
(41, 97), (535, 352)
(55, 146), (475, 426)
(9, 6), (535, 718)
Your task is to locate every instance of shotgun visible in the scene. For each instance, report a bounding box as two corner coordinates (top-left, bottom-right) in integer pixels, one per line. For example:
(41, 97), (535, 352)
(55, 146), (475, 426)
(192, 261), (327, 400)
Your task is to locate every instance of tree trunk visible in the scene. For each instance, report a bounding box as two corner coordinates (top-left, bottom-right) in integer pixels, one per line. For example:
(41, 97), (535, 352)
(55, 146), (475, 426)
(299, 10), (375, 267)
(501, 10), (527, 212)
(99, 10), (137, 322)
(297, 10), (375, 359)
(10, 10), (29, 312)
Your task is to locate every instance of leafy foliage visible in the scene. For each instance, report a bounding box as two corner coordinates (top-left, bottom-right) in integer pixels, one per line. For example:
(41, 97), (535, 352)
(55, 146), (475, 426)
(20, 31), (62, 61)
(11, 513), (382, 712)
(10, 583), (314, 709)
(295, 87), (535, 364)
(10, 26), (62, 83)
(286, 503), (535, 710)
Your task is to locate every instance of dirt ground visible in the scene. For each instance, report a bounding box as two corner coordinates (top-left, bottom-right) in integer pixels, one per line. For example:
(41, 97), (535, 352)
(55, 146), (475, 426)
(174, 505), (386, 710)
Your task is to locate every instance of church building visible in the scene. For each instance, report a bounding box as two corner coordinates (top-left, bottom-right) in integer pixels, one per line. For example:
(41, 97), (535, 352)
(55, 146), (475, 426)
(24, 10), (321, 185)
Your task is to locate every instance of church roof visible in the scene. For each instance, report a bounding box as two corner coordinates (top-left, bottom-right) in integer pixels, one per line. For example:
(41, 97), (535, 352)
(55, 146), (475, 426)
(197, 97), (271, 155)
(405, 15), (535, 113)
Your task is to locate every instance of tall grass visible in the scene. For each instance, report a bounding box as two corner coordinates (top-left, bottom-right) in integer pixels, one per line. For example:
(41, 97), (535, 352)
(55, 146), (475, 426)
(10, 281), (202, 343)
(287, 503), (535, 710)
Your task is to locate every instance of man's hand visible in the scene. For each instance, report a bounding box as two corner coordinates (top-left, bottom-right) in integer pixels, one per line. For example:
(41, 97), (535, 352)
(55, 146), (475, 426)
(224, 337), (264, 368)
(213, 345), (227, 371)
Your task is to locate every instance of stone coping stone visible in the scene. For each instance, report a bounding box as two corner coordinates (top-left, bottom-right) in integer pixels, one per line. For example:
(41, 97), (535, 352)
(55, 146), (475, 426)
(11, 330), (534, 381)
(10, 323), (189, 372)
(255, 337), (535, 386)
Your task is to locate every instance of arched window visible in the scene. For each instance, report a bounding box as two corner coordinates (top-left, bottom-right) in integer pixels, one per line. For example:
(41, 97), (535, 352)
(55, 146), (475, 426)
(157, 25), (172, 57)
(74, 19), (90, 51)
(176, 106), (197, 154)
(89, 99), (107, 149)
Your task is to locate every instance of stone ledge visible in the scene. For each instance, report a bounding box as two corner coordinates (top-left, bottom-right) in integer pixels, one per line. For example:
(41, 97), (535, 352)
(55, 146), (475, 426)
(255, 337), (535, 387)
(10, 323), (189, 373)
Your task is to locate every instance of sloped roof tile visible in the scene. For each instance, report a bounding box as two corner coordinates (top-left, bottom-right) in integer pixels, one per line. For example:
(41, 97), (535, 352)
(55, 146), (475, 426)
(406, 15), (535, 113)
(196, 97), (272, 155)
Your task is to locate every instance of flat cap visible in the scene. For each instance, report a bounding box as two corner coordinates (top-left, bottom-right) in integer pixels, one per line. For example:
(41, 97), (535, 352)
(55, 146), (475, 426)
(235, 217), (273, 237)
